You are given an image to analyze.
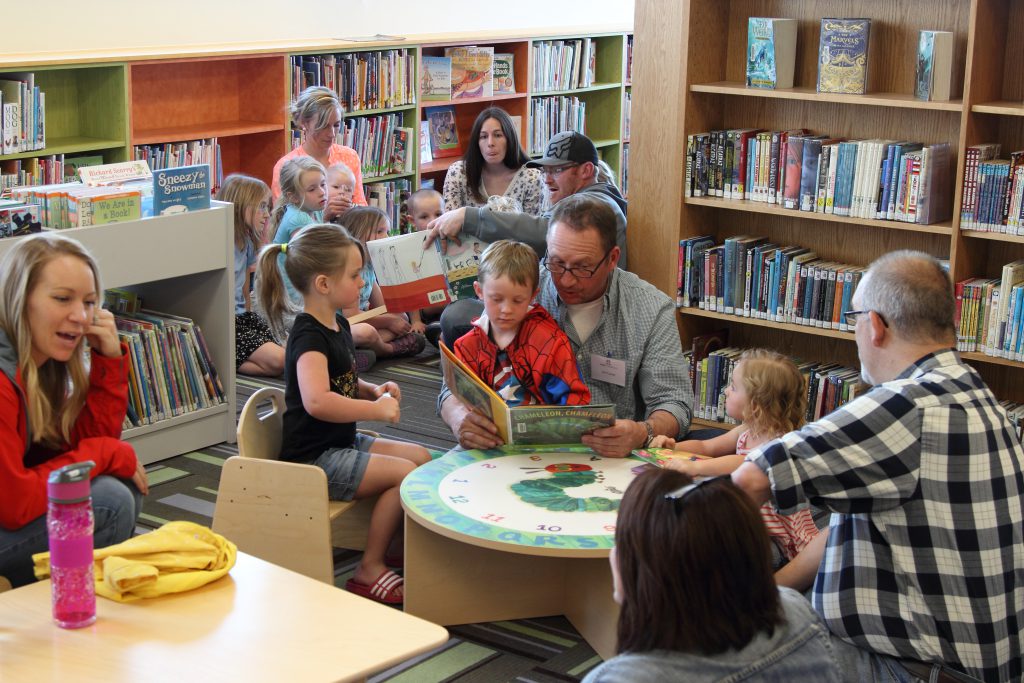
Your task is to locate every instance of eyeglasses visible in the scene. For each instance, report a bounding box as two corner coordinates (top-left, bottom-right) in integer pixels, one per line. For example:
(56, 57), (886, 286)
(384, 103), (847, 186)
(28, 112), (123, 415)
(663, 476), (721, 504)
(842, 309), (889, 328)
(541, 248), (613, 279)
(541, 163), (578, 178)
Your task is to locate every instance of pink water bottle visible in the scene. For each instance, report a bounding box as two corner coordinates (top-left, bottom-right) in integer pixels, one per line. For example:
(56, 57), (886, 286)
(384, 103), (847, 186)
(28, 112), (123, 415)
(47, 461), (97, 629)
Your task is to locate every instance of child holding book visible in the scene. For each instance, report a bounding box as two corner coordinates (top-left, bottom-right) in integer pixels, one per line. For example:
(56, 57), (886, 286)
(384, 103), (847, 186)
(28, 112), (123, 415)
(218, 174), (285, 377)
(649, 348), (824, 590)
(340, 207), (426, 366)
(406, 188), (445, 343)
(325, 163), (357, 223)
(271, 156), (328, 308)
(255, 223), (430, 605)
(453, 240), (589, 406)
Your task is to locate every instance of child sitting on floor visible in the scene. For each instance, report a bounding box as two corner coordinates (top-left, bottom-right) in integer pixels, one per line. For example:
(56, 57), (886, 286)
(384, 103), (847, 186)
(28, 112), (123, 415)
(650, 349), (825, 591)
(255, 222), (430, 605)
(453, 239), (590, 406)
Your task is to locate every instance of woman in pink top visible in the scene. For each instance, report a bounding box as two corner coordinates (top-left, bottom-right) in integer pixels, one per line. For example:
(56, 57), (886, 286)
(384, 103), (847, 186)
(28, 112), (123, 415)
(272, 86), (367, 220)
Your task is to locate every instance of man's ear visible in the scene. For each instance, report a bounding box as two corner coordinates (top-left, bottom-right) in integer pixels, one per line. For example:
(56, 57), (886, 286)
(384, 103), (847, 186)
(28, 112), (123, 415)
(608, 245), (622, 269)
(868, 310), (888, 347)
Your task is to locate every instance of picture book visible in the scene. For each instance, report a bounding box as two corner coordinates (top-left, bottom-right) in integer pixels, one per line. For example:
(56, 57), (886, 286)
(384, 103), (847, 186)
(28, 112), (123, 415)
(421, 56), (452, 102)
(79, 160), (152, 186)
(0, 204), (41, 238)
(439, 342), (615, 446)
(915, 30), (954, 101)
(446, 46), (494, 99)
(419, 120), (433, 164)
(631, 448), (709, 468)
(365, 231), (486, 311)
(64, 154), (106, 180)
(493, 53), (516, 94)
(746, 18), (798, 89)
(425, 105), (461, 158)
(817, 18), (872, 95)
(152, 164), (212, 216)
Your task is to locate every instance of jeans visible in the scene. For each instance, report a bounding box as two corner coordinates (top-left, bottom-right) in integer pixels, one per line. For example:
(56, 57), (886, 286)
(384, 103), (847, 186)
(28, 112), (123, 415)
(0, 475), (143, 588)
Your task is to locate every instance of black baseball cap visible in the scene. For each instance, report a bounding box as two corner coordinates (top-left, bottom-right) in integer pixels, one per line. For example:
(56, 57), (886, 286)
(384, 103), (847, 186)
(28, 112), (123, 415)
(526, 131), (599, 168)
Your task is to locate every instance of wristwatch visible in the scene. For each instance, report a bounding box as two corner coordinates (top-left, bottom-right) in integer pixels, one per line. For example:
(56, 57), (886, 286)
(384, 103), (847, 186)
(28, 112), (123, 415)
(642, 420), (656, 447)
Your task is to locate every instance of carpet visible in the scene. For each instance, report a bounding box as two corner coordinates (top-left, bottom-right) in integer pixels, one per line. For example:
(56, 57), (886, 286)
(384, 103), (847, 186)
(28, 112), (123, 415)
(140, 348), (604, 682)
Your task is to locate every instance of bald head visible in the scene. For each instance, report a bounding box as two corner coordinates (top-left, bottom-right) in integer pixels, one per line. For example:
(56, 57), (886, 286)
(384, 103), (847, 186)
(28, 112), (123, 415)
(858, 250), (955, 345)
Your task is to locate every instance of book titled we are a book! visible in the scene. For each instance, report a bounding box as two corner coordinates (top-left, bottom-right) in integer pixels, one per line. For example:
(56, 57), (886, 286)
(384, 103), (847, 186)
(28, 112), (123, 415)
(439, 342), (615, 446)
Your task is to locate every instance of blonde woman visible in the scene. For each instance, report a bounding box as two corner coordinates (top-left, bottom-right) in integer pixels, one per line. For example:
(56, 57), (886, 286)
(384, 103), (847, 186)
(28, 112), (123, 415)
(272, 86), (368, 219)
(0, 233), (147, 587)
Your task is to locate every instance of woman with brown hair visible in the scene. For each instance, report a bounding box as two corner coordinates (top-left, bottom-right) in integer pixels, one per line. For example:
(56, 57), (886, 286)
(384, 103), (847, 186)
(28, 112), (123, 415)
(583, 469), (839, 682)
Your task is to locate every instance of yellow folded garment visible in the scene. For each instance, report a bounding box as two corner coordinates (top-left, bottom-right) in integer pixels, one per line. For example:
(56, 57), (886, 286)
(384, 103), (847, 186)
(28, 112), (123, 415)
(33, 521), (237, 602)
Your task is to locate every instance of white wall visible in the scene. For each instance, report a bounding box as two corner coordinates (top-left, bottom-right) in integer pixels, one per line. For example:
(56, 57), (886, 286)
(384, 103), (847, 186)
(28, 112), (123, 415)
(9, 0), (634, 54)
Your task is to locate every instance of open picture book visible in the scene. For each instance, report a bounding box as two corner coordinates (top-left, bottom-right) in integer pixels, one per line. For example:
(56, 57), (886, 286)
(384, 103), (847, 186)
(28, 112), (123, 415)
(439, 342), (615, 446)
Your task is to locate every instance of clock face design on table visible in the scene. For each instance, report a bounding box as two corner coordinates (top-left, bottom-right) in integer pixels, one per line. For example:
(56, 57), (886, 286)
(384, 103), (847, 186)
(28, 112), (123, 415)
(401, 446), (652, 551)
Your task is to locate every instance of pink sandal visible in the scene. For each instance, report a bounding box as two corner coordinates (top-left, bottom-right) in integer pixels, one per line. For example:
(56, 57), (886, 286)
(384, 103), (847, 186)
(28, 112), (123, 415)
(345, 569), (404, 605)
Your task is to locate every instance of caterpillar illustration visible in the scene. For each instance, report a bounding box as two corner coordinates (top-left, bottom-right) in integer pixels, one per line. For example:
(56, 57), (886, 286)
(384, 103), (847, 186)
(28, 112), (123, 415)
(510, 463), (620, 513)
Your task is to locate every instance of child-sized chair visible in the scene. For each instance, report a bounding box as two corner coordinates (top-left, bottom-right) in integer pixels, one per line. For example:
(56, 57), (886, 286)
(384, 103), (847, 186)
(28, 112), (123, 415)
(212, 387), (376, 584)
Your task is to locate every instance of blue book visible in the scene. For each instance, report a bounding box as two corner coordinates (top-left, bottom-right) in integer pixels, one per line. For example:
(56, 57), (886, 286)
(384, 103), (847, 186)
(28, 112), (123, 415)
(817, 18), (871, 95)
(799, 137), (825, 212)
(153, 164), (212, 216)
(833, 142), (857, 216)
(746, 18), (798, 89)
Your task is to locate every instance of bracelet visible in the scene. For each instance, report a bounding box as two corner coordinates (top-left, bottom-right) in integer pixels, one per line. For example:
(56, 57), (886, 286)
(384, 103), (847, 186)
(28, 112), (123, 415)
(642, 420), (656, 447)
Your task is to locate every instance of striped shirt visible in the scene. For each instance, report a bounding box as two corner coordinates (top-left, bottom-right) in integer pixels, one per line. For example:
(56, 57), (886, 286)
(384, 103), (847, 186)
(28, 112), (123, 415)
(746, 350), (1024, 681)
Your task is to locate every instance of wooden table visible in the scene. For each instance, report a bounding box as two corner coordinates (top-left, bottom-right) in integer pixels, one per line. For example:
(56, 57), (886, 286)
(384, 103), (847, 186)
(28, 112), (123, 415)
(0, 551), (448, 682)
(401, 447), (645, 660)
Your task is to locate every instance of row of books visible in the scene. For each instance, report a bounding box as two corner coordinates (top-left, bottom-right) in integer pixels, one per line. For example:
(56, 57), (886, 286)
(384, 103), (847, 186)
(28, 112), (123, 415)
(623, 90), (631, 141)
(344, 115), (412, 178)
(955, 260), (1024, 360)
(532, 39), (598, 92)
(363, 178), (412, 234)
(959, 143), (1024, 235)
(676, 235), (865, 332)
(0, 73), (45, 154)
(529, 96), (586, 156)
(621, 143), (630, 197)
(684, 130), (953, 225)
(625, 35), (633, 83)
(105, 290), (226, 428)
(0, 153), (87, 191)
(291, 50), (415, 113)
(421, 48), (511, 101)
(134, 138), (223, 192)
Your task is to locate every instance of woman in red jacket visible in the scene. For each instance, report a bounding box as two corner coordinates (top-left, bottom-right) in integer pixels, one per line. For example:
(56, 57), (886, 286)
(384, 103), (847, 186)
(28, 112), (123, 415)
(0, 233), (148, 587)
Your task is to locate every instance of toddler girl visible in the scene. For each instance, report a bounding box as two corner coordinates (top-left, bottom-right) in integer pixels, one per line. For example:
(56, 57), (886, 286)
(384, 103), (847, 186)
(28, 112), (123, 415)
(325, 163), (357, 223)
(271, 156), (328, 306)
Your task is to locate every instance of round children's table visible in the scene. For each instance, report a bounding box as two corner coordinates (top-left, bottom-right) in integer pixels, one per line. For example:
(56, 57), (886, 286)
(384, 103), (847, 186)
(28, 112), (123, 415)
(400, 445), (655, 660)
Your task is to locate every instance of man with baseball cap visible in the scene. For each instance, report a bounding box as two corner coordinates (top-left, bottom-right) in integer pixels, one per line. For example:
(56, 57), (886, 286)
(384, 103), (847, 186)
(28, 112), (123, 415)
(424, 130), (628, 267)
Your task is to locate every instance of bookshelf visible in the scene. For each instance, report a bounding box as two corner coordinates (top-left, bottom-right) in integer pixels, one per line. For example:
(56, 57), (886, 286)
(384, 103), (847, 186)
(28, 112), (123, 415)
(0, 204), (237, 464)
(630, 0), (1024, 428)
(129, 56), (288, 186)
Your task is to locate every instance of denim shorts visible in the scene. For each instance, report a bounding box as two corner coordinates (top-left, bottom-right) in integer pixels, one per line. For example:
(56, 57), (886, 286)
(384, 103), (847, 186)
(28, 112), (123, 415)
(312, 432), (376, 502)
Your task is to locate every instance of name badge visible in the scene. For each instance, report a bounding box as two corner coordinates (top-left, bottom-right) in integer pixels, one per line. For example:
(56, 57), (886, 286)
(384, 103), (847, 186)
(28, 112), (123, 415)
(591, 354), (626, 387)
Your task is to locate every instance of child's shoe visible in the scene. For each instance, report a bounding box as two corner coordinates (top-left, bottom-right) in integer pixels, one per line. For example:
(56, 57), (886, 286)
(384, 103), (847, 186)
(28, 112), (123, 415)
(388, 332), (426, 358)
(354, 348), (376, 373)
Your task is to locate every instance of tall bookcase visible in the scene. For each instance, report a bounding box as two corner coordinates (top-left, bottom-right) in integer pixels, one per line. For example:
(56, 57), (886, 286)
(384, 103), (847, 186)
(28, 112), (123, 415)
(630, 0), (1024, 428)
(0, 203), (237, 464)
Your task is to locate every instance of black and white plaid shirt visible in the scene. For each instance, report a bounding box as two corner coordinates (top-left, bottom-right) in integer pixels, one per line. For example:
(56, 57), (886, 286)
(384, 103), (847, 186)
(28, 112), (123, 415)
(746, 350), (1024, 681)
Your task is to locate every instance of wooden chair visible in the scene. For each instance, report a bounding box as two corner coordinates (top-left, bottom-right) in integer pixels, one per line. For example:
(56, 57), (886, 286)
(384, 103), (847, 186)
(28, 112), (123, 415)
(0, 576), (11, 594)
(212, 387), (375, 584)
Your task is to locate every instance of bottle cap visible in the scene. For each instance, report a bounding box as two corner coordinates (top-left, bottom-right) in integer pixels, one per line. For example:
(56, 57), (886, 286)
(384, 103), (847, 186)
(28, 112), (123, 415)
(47, 461), (95, 504)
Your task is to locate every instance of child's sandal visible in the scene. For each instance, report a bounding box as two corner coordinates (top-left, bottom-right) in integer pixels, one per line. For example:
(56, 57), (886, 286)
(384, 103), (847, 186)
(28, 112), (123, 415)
(345, 569), (404, 605)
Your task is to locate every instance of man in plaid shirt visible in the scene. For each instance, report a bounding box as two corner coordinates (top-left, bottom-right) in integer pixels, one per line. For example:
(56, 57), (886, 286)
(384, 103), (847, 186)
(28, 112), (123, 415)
(734, 251), (1024, 682)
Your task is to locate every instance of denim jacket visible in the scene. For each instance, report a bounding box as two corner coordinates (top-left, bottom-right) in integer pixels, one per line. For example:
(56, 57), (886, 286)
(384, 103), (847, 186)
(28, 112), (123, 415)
(582, 588), (841, 683)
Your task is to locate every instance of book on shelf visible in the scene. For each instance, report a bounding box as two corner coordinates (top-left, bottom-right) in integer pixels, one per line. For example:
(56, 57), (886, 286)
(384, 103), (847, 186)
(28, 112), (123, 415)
(915, 30), (954, 102)
(817, 18), (871, 95)
(363, 178), (412, 232)
(69, 188), (142, 226)
(0, 203), (41, 239)
(446, 46), (494, 99)
(492, 52), (516, 94)
(746, 18), (798, 90)
(0, 73), (44, 154)
(419, 120), (433, 164)
(79, 160), (152, 187)
(364, 230), (486, 312)
(439, 342), (615, 446)
(152, 164), (212, 216)
(425, 105), (461, 158)
(529, 96), (586, 155)
(292, 50), (415, 112)
(420, 56), (452, 102)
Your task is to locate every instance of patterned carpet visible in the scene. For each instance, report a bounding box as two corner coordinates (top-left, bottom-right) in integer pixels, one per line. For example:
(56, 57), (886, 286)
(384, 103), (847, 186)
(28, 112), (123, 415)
(139, 348), (604, 682)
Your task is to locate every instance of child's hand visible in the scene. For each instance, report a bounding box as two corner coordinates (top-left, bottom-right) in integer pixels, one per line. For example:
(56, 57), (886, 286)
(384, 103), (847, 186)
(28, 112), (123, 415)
(410, 320), (427, 335)
(87, 308), (123, 358)
(648, 435), (676, 449)
(374, 394), (400, 423)
(385, 316), (412, 335)
(375, 381), (401, 403)
(324, 194), (353, 220)
(663, 458), (699, 476)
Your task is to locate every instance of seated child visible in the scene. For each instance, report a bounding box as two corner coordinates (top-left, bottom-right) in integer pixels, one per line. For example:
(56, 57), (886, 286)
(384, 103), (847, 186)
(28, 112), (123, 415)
(325, 162), (357, 223)
(649, 349), (825, 591)
(406, 188), (445, 343)
(453, 240), (589, 406)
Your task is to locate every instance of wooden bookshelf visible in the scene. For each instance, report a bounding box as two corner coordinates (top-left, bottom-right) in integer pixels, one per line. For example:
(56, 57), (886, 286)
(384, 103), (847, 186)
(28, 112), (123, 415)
(631, 0), (1024, 411)
(129, 56), (288, 186)
(0, 204), (236, 464)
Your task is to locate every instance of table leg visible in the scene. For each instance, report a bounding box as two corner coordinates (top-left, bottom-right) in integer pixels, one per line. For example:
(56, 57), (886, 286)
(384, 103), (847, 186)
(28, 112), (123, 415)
(562, 558), (619, 660)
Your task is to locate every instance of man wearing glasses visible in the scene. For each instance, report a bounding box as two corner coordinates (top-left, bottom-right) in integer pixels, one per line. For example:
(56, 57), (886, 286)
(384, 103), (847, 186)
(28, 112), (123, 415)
(437, 193), (692, 458)
(732, 251), (1024, 683)
(425, 130), (628, 269)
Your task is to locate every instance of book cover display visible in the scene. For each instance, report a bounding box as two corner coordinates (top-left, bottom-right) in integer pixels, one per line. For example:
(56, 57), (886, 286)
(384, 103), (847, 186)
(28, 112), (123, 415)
(152, 164), (211, 216)
(425, 105), (461, 158)
(439, 343), (615, 446)
(817, 18), (871, 95)
(493, 53), (516, 94)
(915, 30), (954, 101)
(446, 46), (494, 99)
(420, 56), (452, 102)
(746, 18), (798, 89)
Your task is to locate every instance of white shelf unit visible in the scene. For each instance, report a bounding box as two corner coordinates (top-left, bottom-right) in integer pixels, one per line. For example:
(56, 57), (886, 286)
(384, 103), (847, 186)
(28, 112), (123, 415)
(0, 202), (237, 464)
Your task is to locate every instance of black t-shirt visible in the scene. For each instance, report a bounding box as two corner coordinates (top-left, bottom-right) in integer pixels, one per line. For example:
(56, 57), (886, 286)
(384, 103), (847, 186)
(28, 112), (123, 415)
(281, 312), (358, 462)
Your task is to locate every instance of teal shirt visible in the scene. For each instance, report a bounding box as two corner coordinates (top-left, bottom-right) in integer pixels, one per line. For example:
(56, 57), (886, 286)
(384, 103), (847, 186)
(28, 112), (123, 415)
(272, 205), (323, 304)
